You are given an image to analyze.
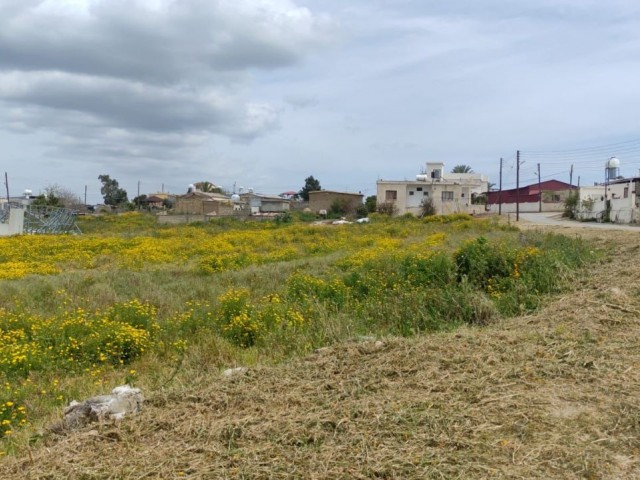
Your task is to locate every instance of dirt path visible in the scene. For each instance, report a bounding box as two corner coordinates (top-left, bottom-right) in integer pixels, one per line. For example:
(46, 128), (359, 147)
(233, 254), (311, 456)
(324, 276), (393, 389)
(2, 227), (640, 479)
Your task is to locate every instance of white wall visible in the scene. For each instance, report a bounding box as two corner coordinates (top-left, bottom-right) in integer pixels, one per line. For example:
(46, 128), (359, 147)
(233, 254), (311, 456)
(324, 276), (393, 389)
(0, 207), (24, 236)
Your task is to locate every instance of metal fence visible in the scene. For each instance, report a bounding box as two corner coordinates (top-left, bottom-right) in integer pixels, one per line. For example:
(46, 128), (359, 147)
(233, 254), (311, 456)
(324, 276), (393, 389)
(23, 205), (81, 234)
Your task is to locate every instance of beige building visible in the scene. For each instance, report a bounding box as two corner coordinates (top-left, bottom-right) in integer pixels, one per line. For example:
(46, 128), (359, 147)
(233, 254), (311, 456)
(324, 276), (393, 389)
(174, 191), (239, 216)
(377, 162), (489, 216)
(308, 190), (364, 214)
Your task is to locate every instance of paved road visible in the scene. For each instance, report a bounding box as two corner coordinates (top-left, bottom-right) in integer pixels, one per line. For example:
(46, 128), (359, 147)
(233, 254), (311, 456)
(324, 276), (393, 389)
(512, 212), (640, 231)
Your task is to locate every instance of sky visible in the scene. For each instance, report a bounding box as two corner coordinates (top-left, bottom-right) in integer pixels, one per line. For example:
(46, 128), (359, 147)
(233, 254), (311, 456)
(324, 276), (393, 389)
(2, 0), (640, 203)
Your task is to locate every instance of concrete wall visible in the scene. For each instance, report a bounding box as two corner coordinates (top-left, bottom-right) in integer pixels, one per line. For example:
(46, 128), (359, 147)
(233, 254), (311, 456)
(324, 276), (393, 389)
(309, 191), (363, 214)
(260, 200), (290, 213)
(157, 209), (250, 225)
(485, 201), (565, 214)
(0, 207), (25, 236)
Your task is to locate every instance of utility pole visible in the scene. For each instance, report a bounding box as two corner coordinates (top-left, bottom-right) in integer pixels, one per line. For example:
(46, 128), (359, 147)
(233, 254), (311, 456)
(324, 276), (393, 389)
(4, 172), (9, 208)
(137, 180), (141, 210)
(84, 185), (87, 206)
(570, 164), (574, 187)
(516, 151), (520, 221)
(577, 176), (580, 188)
(162, 183), (164, 193)
(537, 163), (542, 213)
(498, 157), (503, 216)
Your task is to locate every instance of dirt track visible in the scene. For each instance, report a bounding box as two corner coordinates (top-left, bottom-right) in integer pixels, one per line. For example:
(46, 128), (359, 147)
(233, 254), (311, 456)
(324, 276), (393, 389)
(2, 225), (640, 479)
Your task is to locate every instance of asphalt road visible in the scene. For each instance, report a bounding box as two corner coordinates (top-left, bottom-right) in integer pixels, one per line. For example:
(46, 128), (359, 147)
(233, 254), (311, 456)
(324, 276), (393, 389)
(510, 212), (640, 231)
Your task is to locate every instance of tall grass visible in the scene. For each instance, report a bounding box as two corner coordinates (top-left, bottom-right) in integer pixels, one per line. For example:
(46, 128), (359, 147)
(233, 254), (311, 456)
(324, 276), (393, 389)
(0, 213), (597, 452)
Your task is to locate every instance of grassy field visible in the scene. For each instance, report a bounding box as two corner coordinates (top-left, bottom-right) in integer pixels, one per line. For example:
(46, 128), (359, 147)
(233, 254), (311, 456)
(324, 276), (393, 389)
(0, 213), (599, 474)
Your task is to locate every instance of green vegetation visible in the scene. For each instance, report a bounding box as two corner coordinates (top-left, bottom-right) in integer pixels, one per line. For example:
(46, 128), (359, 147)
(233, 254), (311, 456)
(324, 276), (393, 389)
(0, 213), (597, 454)
(298, 175), (321, 201)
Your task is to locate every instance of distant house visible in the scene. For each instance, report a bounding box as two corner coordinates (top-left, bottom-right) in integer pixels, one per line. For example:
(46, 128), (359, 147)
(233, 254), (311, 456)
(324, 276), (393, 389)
(308, 190), (364, 215)
(279, 191), (299, 200)
(143, 195), (168, 209)
(174, 191), (237, 216)
(376, 162), (488, 216)
(486, 180), (576, 213)
(575, 176), (640, 223)
(239, 192), (290, 214)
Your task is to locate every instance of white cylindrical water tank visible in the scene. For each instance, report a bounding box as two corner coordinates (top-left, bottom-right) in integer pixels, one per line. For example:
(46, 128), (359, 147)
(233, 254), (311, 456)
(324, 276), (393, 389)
(606, 156), (620, 181)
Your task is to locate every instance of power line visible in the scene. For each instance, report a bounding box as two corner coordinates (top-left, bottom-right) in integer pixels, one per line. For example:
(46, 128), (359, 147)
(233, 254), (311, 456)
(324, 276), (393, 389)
(522, 138), (640, 156)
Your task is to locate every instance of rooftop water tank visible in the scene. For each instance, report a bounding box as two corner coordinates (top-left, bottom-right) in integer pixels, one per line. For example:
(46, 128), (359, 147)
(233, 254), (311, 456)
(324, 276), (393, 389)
(606, 156), (620, 181)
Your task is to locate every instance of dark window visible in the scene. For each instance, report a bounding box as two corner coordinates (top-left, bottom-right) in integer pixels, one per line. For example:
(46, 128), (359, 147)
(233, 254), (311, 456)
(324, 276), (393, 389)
(409, 191), (414, 196)
(385, 190), (397, 201)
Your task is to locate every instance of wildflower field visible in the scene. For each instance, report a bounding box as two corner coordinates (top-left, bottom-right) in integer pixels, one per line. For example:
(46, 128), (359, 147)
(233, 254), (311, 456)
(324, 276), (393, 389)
(0, 212), (596, 454)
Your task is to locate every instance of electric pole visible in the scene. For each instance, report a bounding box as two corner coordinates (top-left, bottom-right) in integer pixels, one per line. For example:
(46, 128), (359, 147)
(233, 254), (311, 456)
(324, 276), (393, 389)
(537, 163), (542, 213)
(84, 185), (87, 206)
(498, 157), (503, 216)
(516, 151), (520, 221)
(570, 164), (574, 187)
(137, 180), (141, 210)
(4, 172), (10, 208)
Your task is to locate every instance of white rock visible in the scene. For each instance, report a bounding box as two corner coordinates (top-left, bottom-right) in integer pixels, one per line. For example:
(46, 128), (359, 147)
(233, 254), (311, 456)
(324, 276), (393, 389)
(222, 367), (248, 378)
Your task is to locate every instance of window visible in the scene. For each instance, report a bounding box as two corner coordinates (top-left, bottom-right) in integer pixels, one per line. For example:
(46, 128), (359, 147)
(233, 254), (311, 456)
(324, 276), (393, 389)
(461, 193), (465, 198)
(423, 191), (429, 196)
(409, 191), (414, 196)
(441, 191), (454, 201)
(417, 187), (423, 192)
(624, 187), (629, 198)
(551, 194), (561, 202)
(385, 190), (397, 201)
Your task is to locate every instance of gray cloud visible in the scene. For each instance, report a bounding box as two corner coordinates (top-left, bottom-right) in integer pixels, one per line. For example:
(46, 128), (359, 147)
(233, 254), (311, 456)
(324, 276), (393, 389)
(2, 0), (640, 199)
(0, 0), (332, 165)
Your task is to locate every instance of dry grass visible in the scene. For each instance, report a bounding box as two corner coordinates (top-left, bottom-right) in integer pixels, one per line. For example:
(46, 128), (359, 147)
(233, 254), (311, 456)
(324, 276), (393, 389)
(2, 225), (640, 479)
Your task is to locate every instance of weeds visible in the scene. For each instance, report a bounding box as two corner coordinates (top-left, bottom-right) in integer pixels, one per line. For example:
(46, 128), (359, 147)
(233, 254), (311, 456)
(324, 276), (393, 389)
(0, 213), (596, 447)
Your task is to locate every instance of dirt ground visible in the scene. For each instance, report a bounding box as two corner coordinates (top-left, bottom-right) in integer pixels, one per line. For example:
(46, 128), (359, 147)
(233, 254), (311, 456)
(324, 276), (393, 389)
(2, 224), (640, 479)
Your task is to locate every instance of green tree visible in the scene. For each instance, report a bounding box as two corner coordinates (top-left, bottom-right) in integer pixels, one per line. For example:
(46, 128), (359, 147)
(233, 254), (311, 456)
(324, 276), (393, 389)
(132, 194), (148, 208)
(98, 174), (128, 206)
(451, 165), (473, 173)
(563, 191), (579, 219)
(365, 195), (377, 213)
(298, 176), (321, 201)
(31, 192), (62, 207)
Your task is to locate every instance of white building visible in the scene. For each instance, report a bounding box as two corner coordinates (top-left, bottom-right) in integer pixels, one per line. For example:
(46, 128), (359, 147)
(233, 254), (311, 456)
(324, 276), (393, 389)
(376, 162), (489, 216)
(574, 158), (640, 223)
(576, 180), (640, 223)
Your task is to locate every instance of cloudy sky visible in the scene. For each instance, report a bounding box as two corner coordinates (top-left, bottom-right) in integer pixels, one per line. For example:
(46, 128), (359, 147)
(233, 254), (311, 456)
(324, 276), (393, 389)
(2, 0), (640, 203)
